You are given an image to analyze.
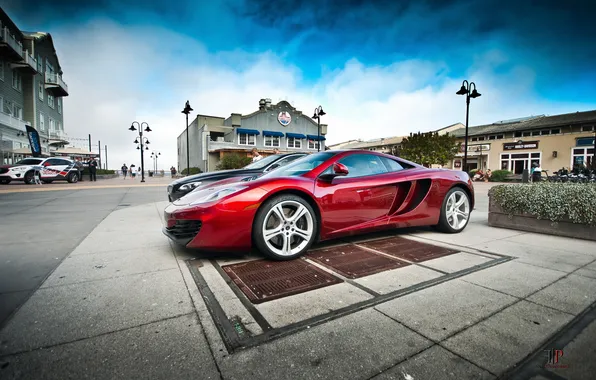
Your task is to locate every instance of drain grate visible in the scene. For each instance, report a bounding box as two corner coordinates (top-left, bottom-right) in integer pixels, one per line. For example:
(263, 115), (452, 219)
(359, 237), (458, 262)
(222, 259), (342, 304)
(307, 244), (409, 279)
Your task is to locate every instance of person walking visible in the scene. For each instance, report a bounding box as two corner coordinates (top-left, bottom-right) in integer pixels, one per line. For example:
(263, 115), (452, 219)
(88, 156), (98, 181)
(251, 148), (262, 163)
(121, 164), (128, 179)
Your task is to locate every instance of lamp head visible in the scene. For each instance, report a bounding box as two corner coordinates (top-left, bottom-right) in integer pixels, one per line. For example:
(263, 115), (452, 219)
(456, 85), (468, 95)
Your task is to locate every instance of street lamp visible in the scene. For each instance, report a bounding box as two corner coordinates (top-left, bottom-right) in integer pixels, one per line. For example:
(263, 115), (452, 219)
(150, 151), (161, 172)
(312, 105), (326, 152)
(181, 100), (193, 176)
(456, 80), (481, 171)
(129, 121), (152, 182)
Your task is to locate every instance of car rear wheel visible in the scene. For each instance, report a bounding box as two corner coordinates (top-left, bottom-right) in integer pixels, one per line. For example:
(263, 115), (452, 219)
(253, 194), (318, 260)
(436, 187), (471, 233)
(24, 171), (34, 185)
(67, 172), (78, 183)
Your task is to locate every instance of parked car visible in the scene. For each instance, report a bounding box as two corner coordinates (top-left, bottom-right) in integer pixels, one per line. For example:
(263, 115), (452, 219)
(163, 150), (474, 260)
(0, 157), (80, 184)
(167, 153), (307, 202)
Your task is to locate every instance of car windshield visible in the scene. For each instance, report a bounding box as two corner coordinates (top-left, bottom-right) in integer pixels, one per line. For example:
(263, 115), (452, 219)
(260, 152), (337, 178)
(242, 154), (283, 170)
(15, 159), (43, 165)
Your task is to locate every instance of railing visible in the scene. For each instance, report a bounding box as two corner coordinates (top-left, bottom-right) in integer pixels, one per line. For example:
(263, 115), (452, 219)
(0, 25), (24, 57)
(0, 112), (28, 132)
(22, 50), (38, 71)
(45, 72), (69, 93)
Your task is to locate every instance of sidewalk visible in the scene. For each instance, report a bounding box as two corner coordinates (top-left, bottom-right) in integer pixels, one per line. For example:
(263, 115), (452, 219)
(0, 176), (173, 194)
(0, 184), (595, 379)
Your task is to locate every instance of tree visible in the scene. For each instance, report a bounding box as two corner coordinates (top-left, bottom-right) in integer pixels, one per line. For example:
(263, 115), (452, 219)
(398, 132), (461, 167)
(217, 153), (252, 170)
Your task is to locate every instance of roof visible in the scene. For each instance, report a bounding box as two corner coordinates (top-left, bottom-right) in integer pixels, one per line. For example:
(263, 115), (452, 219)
(22, 31), (63, 73)
(450, 110), (596, 137)
(0, 8), (24, 39)
(338, 136), (405, 149)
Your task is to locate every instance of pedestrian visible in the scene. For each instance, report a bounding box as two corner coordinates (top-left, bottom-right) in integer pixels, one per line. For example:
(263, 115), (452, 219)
(88, 156), (98, 181)
(273, 148), (280, 154)
(138, 166), (142, 178)
(251, 148), (262, 163)
(131, 164), (136, 179)
(121, 164), (128, 179)
(75, 157), (84, 182)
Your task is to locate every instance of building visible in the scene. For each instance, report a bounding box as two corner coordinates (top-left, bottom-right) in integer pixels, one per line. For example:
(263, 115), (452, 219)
(0, 7), (69, 164)
(177, 98), (328, 172)
(447, 110), (596, 173)
(328, 136), (404, 155)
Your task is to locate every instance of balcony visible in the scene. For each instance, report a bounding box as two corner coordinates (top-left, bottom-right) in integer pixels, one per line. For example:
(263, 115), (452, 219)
(0, 112), (28, 133)
(44, 72), (69, 96)
(0, 24), (24, 61)
(11, 50), (38, 74)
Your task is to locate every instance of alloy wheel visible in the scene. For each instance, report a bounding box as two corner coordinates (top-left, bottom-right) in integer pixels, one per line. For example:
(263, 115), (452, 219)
(445, 190), (470, 230)
(261, 200), (314, 257)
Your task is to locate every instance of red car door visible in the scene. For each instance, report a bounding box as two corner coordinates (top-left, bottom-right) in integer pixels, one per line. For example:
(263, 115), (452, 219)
(315, 153), (398, 235)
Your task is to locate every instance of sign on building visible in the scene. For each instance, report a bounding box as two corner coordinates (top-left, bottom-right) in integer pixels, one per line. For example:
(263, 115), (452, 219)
(277, 111), (292, 126)
(503, 141), (539, 150)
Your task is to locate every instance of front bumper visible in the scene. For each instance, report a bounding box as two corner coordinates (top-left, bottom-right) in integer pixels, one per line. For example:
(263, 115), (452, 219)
(162, 220), (202, 246)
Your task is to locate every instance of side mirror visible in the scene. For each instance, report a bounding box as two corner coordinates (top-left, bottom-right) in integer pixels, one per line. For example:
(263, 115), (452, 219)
(319, 163), (349, 182)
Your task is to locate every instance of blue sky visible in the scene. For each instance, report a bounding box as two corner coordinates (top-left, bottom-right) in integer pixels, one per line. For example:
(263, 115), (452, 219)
(3, 0), (595, 169)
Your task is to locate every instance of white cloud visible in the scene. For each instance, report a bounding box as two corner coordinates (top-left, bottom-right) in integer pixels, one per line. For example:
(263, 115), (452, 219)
(52, 19), (595, 171)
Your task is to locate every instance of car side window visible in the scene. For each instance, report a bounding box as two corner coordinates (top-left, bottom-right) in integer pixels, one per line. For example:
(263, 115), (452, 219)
(380, 157), (405, 172)
(338, 154), (388, 178)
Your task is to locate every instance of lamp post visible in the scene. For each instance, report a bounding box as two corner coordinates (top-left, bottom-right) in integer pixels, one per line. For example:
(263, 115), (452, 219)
(150, 151), (161, 172)
(181, 101), (193, 176)
(129, 121), (152, 182)
(312, 105), (326, 152)
(456, 80), (481, 171)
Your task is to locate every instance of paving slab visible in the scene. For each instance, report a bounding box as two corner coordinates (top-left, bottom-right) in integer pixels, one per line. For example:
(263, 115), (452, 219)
(526, 274), (596, 315)
(40, 245), (179, 288)
(70, 234), (172, 255)
(218, 308), (433, 380)
(574, 267), (596, 280)
(409, 223), (525, 247)
(371, 345), (495, 380)
(442, 300), (574, 375)
(504, 232), (596, 255)
(0, 313), (219, 380)
(375, 279), (517, 341)
(353, 264), (443, 294)
(422, 252), (493, 273)
(255, 282), (373, 328)
(471, 240), (594, 273)
(0, 269), (193, 355)
(459, 261), (567, 298)
(547, 318), (596, 379)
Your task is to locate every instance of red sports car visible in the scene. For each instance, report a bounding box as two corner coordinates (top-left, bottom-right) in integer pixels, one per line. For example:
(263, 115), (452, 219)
(163, 150), (474, 260)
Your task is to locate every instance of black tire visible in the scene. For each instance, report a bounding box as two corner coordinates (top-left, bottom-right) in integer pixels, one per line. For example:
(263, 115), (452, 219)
(253, 194), (318, 260)
(24, 171), (35, 185)
(0, 179), (10, 184)
(67, 172), (78, 183)
(435, 187), (471, 233)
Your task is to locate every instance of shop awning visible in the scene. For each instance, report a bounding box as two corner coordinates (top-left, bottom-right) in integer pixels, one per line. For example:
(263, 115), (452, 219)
(263, 130), (284, 137)
(286, 133), (306, 139)
(307, 134), (326, 141)
(236, 128), (260, 135)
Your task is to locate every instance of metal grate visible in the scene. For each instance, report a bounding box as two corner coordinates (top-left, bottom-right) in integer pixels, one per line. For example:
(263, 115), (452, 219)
(306, 244), (409, 279)
(222, 259), (342, 304)
(359, 237), (458, 262)
(165, 220), (202, 240)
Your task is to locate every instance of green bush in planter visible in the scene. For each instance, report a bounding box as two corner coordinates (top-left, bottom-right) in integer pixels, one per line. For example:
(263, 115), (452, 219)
(181, 167), (203, 175)
(96, 169), (115, 175)
(489, 169), (512, 182)
(489, 183), (596, 226)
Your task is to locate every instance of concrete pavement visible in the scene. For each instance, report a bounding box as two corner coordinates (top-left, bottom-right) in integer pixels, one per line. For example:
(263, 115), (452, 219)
(1, 181), (595, 379)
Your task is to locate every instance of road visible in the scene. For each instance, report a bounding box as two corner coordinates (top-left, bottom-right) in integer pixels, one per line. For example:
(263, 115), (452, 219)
(0, 180), (169, 328)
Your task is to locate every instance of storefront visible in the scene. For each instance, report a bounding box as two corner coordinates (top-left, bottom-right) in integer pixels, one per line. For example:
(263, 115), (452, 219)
(571, 137), (595, 168)
(452, 143), (490, 172)
(499, 141), (541, 174)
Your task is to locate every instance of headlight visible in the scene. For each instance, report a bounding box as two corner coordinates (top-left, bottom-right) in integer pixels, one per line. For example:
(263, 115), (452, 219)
(190, 186), (247, 205)
(179, 182), (202, 191)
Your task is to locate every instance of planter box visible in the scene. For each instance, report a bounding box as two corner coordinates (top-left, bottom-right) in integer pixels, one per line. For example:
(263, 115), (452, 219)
(488, 199), (596, 241)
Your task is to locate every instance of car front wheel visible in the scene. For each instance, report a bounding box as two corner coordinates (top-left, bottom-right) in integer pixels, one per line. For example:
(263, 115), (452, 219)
(253, 194), (318, 260)
(24, 171), (34, 185)
(67, 172), (78, 183)
(436, 187), (471, 233)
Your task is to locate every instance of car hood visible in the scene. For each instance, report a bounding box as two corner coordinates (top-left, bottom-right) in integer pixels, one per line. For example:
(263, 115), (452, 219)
(170, 168), (260, 186)
(173, 181), (252, 206)
(0, 164), (29, 169)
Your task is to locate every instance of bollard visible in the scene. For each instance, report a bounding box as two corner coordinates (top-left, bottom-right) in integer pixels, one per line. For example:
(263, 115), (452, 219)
(522, 169), (529, 183)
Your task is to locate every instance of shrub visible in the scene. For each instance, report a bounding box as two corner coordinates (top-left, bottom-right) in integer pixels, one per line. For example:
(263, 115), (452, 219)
(96, 169), (115, 175)
(181, 167), (203, 175)
(489, 183), (596, 225)
(217, 153), (252, 170)
(489, 169), (512, 182)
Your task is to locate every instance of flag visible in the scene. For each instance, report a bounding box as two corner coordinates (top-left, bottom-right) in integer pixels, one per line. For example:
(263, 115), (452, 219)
(26, 125), (42, 157)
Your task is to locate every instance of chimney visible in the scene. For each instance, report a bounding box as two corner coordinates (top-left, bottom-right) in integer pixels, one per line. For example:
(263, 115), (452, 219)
(265, 98), (272, 108)
(258, 99), (266, 110)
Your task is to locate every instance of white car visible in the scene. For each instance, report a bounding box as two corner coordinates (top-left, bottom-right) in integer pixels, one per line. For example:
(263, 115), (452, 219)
(0, 157), (80, 185)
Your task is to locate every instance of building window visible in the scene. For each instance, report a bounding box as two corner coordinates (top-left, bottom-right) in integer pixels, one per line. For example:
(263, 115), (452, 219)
(13, 104), (23, 120)
(489, 135), (496, 140)
(581, 126), (594, 132)
(478, 136), (485, 141)
(37, 55), (43, 73)
(532, 131), (541, 136)
(57, 98), (62, 114)
(471, 137), (478, 142)
(49, 118), (55, 132)
(39, 113), (45, 131)
(264, 135), (280, 147)
(497, 134), (504, 139)
(308, 139), (320, 150)
(238, 133), (256, 146)
(48, 93), (55, 108)
(572, 147), (594, 168)
(500, 152), (541, 175)
(38, 82), (44, 100)
(0, 60), (4, 81)
(551, 128), (561, 134)
(12, 70), (22, 91)
(287, 137), (302, 149)
(514, 131), (522, 138)
(522, 131), (531, 137)
(541, 130), (550, 135)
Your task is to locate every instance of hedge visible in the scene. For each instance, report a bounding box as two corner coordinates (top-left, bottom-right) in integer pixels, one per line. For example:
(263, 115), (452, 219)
(181, 167), (203, 175)
(489, 183), (596, 226)
(489, 169), (512, 182)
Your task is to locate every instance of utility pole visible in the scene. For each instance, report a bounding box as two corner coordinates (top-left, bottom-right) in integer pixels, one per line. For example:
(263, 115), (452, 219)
(98, 140), (102, 169)
(88, 134), (91, 153)
(105, 145), (108, 170)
